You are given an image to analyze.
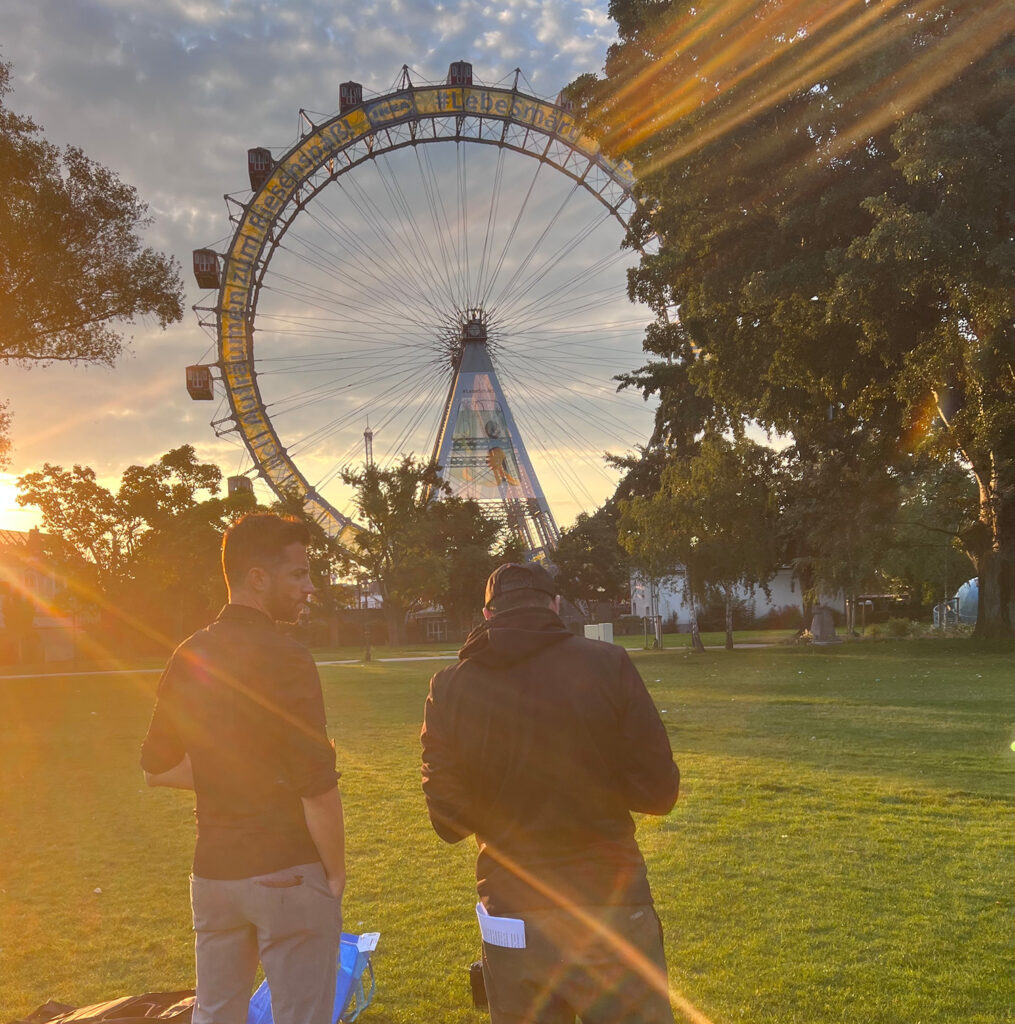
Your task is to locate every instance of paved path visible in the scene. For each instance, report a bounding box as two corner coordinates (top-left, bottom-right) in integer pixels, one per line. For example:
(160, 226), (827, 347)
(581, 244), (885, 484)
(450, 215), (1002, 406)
(2, 644), (791, 680)
(0, 653), (463, 680)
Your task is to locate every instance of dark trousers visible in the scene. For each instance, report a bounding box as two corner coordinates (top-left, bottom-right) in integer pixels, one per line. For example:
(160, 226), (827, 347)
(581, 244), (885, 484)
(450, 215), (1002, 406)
(482, 904), (676, 1024)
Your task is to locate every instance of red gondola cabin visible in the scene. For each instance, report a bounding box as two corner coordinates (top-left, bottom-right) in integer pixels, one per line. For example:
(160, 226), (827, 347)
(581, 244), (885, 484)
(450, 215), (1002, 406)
(186, 365), (214, 401)
(447, 61), (472, 87)
(192, 249), (220, 290)
(228, 476), (254, 496)
(340, 81), (363, 114)
(248, 147), (273, 190)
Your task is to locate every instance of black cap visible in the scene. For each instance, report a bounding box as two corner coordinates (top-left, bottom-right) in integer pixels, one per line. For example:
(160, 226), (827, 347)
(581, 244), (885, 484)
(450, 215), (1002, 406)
(484, 562), (557, 609)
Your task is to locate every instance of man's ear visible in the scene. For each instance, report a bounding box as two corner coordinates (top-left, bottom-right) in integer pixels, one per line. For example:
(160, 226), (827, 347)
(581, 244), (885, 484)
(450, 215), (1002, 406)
(552, 595), (561, 614)
(247, 566), (268, 593)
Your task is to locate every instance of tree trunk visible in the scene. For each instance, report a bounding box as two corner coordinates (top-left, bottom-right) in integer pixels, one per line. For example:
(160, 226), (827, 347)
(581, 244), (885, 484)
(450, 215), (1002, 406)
(973, 547), (1013, 638)
(686, 571), (705, 652)
(969, 467), (1013, 639)
(794, 561), (815, 633)
(724, 587), (734, 650)
(384, 601), (407, 646)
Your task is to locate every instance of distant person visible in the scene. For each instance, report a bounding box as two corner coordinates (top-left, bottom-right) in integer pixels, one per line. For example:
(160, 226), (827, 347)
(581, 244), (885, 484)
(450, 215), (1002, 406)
(421, 562), (680, 1023)
(141, 513), (344, 1024)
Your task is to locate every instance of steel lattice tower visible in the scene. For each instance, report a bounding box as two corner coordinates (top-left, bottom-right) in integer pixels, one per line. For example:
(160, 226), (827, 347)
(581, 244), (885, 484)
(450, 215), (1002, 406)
(431, 314), (561, 562)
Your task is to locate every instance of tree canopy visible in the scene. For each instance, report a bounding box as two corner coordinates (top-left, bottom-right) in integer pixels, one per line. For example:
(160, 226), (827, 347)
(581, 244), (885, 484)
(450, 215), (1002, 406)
(583, 0), (1014, 635)
(17, 446), (249, 648)
(0, 61), (183, 367)
(339, 457), (509, 643)
(0, 59), (184, 467)
(620, 434), (781, 647)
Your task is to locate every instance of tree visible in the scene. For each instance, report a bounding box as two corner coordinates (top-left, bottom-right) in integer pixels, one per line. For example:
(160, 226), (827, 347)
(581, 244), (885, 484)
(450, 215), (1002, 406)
(339, 457), (506, 644)
(584, 0), (1014, 636)
(619, 435), (781, 649)
(428, 498), (509, 639)
(0, 60), (183, 365)
(553, 501), (631, 613)
(881, 456), (979, 616)
(17, 446), (246, 648)
(0, 60), (183, 464)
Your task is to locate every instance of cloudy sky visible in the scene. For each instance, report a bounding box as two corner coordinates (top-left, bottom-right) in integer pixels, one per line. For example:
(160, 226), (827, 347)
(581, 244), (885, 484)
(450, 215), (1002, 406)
(1, 0), (658, 534)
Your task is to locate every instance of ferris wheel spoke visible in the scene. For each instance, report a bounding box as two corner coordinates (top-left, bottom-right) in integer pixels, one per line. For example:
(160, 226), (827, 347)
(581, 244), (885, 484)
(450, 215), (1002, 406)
(282, 206), (448, 327)
(416, 145), (468, 310)
(286, 360), (435, 457)
(375, 151), (462, 311)
(457, 143), (472, 303)
(310, 366), (452, 499)
(284, 196), (446, 331)
(477, 152), (548, 312)
(265, 353), (443, 419)
(485, 182), (584, 312)
(499, 374), (621, 498)
(493, 213), (621, 326)
(375, 368), (454, 468)
(473, 145), (508, 305)
(260, 276), (446, 349)
(502, 246), (635, 330)
(496, 370), (604, 509)
(262, 261), (425, 329)
(506, 287), (643, 337)
(324, 171), (455, 319)
(497, 350), (648, 444)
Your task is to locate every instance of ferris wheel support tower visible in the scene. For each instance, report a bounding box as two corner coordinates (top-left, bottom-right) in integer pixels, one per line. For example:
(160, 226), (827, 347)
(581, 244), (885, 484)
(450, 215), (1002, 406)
(432, 314), (560, 562)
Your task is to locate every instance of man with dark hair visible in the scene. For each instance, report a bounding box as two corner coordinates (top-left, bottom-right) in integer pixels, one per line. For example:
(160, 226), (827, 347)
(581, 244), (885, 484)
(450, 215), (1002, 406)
(421, 562), (680, 1024)
(141, 513), (345, 1024)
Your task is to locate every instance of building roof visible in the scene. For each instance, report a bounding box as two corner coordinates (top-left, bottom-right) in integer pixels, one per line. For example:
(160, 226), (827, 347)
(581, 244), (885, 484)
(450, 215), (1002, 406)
(0, 529), (33, 548)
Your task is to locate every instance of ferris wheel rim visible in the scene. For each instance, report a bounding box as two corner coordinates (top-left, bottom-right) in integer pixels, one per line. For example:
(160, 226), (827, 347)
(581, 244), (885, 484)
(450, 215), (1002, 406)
(200, 74), (648, 545)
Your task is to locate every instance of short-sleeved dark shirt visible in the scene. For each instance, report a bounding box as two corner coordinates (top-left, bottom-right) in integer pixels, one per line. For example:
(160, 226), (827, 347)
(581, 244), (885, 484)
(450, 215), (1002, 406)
(140, 604), (339, 880)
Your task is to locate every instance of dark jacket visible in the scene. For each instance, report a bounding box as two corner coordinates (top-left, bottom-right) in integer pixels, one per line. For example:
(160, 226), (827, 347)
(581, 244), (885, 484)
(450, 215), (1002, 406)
(420, 605), (679, 914)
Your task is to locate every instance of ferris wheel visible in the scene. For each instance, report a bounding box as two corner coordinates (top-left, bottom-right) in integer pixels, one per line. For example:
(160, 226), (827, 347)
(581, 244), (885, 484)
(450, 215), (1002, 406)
(187, 62), (655, 557)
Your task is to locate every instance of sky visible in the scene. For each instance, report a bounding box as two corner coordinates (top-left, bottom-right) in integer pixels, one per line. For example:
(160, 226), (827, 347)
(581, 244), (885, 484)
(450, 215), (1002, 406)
(0, 0), (658, 534)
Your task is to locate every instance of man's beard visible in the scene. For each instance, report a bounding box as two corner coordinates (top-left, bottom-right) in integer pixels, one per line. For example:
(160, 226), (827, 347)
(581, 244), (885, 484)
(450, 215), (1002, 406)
(266, 590), (305, 624)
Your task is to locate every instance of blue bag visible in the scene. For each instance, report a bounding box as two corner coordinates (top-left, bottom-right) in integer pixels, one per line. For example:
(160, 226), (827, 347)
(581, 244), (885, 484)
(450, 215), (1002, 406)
(246, 932), (379, 1024)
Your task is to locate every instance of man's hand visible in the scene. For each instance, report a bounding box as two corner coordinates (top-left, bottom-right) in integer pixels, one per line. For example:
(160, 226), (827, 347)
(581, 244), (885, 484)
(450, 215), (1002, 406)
(327, 873), (346, 901)
(302, 785), (346, 902)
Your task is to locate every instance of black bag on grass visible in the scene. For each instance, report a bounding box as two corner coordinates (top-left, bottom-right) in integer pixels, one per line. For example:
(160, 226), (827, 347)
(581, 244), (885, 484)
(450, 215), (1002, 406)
(9, 992), (194, 1024)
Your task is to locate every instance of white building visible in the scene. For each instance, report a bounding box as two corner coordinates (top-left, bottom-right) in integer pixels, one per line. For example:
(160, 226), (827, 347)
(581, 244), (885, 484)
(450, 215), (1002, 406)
(631, 567), (829, 628)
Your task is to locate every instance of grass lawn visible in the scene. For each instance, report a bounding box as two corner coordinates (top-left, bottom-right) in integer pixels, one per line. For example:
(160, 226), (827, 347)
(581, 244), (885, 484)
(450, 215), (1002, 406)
(0, 640), (1012, 1023)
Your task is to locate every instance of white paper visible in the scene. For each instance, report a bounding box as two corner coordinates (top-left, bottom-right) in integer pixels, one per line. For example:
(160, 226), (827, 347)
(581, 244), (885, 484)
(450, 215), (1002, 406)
(476, 902), (526, 948)
(356, 932), (380, 952)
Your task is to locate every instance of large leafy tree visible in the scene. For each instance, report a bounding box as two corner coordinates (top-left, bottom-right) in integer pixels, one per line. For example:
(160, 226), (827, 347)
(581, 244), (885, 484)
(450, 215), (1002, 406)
(17, 447), (248, 648)
(0, 60), (183, 461)
(620, 434), (781, 648)
(553, 501), (631, 612)
(339, 457), (507, 644)
(585, 0), (1013, 635)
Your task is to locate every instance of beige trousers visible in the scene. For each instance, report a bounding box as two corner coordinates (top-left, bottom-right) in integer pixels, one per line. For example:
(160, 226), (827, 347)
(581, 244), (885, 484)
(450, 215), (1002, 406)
(190, 861), (341, 1024)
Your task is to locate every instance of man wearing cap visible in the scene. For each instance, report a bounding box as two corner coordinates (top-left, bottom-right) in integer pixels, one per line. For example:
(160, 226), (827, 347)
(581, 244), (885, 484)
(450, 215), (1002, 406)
(421, 562), (680, 1023)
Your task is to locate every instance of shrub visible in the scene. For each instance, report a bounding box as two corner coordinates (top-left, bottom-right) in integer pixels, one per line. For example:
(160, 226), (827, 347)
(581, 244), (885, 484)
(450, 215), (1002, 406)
(885, 617), (911, 638)
(760, 603), (805, 630)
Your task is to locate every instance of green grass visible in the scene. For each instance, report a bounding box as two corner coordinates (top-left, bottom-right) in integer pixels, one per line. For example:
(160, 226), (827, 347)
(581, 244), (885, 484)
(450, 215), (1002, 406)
(1, 642), (1012, 1023)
